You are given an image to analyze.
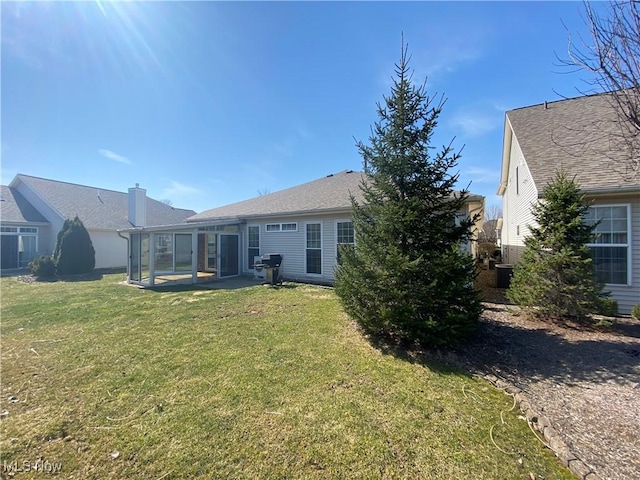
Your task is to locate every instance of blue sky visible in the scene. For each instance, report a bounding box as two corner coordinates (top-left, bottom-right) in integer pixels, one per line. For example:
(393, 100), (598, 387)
(2, 1), (602, 214)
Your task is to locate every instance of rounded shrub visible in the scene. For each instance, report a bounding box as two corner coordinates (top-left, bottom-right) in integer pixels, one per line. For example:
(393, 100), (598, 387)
(29, 255), (56, 279)
(596, 297), (619, 317)
(631, 304), (640, 320)
(53, 216), (95, 275)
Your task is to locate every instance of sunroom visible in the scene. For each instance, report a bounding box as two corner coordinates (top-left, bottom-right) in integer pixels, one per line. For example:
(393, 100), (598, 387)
(119, 219), (246, 287)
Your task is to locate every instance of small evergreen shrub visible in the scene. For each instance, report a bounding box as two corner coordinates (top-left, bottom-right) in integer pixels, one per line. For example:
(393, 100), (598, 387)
(54, 216), (95, 275)
(596, 297), (618, 317)
(29, 255), (56, 279)
(507, 171), (606, 320)
(631, 304), (640, 320)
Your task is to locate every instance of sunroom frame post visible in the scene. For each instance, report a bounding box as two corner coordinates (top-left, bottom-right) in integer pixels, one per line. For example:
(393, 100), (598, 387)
(148, 232), (156, 286)
(191, 228), (198, 284)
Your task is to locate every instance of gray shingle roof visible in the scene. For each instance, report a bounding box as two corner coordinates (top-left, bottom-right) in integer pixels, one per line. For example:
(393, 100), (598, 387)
(11, 175), (196, 230)
(189, 170), (366, 222)
(0, 185), (48, 224)
(189, 169), (484, 222)
(507, 92), (640, 191)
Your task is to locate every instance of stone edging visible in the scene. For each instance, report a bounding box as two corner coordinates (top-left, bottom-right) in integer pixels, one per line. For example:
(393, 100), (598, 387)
(480, 373), (601, 480)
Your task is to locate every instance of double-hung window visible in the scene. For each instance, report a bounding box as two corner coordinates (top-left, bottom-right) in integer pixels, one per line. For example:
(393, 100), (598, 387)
(585, 205), (630, 285)
(336, 221), (354, 264)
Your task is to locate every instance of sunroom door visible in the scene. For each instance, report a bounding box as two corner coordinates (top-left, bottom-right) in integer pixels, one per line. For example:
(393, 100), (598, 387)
(219, 233), (239, 277)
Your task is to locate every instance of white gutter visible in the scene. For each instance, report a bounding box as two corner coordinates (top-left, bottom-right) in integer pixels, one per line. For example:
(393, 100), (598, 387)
(536, 185), (640, 199)
(496, 116), (513, 196)
(117, 218), (243, 234)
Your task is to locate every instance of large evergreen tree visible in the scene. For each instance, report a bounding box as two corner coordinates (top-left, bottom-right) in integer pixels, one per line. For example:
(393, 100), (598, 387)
(507, 171), (606, 319)
(334, 43), (482, 347)
(53, 216), (96, 275)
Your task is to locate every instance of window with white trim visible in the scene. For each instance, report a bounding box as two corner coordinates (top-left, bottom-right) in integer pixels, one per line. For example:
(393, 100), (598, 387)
(585, 205), (630, 285)
(247, 225), (260, 269)
(1, 226), (39, 268)
(265, 222), (298, 232)
(336, 221), (354, 264)
(306, 223), (322, 274)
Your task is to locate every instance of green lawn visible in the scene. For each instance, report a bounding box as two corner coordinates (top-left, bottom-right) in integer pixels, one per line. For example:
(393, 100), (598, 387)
(0, 274), (573, 479)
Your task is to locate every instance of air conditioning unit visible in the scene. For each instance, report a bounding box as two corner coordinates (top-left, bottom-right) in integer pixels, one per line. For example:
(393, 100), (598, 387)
(253, 255), (266, 280)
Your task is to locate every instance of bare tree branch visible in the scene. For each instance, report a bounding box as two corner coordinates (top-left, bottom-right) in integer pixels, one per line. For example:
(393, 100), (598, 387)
(561, 1), (640, 181)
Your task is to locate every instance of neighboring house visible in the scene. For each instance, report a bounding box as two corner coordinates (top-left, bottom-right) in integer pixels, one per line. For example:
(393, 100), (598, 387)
(497, 92), (640, 314)
(0, 174), (196, 270)
(119, 169), (485, 287)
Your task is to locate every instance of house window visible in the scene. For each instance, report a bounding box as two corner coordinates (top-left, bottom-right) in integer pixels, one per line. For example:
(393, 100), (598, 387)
(1, 226), (39, 268)
(247, 225), (260, 269)
(306, 223), (322, 274)
(336, 221), (354, 264)
(18, 235), (38, 268)
(516, 166), (520, 195)
(585, 205), (630, 285)
(265, 223), (298, 232)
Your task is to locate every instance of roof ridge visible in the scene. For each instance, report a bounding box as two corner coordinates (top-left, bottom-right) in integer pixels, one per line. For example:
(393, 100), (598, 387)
(16, 173), (130, 196)
(247, 169), (362, 198)
(507, 90), (617, 113)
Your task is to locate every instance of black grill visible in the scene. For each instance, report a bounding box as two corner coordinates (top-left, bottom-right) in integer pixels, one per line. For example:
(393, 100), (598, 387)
(260, 253), (282, 268)
(255, 253), (283, 285)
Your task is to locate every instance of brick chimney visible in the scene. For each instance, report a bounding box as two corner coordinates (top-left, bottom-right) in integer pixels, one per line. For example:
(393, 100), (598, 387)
(128, 183), (147, 227)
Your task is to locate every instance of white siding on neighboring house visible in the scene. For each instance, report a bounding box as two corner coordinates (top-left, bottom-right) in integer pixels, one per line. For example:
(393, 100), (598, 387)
(502, 134), (538, 264)
(89, 230), (128, 269)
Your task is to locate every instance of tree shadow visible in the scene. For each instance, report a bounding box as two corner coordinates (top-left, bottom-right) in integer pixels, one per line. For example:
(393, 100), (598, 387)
(57, 271), (104, 282)
(360, 310), (640, 387)
(362, 329), (475, 378)
(439, 315), (640, 387)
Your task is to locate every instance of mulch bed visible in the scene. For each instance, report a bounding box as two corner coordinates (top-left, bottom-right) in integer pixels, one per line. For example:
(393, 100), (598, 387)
(445, 267), (640, 480)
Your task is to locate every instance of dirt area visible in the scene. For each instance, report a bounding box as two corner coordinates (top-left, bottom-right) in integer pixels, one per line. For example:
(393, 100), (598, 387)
(440, 267), (640, 480)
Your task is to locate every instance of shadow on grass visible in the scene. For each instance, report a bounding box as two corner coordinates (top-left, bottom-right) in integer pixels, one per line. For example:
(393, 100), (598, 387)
(146, 278), (300, 293)
(358, 305), (640, 387)
(56, 271), (105, 282)
(14, 270), (108, 283)
(363, 329), (475, 378)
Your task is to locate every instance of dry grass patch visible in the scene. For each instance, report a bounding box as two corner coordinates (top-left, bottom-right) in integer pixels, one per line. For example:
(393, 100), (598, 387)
(0, 274), (573, 479)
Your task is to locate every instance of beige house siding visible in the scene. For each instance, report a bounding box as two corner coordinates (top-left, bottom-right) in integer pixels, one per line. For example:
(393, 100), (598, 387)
(501, 133), (539, 264)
